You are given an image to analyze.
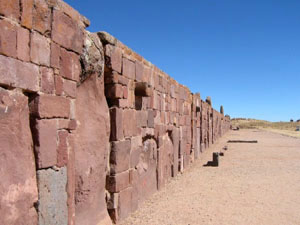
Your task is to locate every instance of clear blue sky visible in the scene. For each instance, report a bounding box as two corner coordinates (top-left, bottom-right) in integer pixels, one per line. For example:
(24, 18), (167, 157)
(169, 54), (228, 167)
(65, 0), (300, 122)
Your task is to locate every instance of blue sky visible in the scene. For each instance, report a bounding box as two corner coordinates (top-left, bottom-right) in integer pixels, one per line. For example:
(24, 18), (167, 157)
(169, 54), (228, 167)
(65, 0), (300, 122)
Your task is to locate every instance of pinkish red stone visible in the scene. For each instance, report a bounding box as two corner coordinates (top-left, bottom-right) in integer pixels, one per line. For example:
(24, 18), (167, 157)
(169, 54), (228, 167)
(106, 84), (123, 99)
(0, 19), (17, 57)
(75, 74), (111, 225)
(63, 79), (77, 98)
(30, 32), (50, 66)
(118, 187), (133, 221)
(32, 0), (51, 35)
(0, 0), (20, 21)
(17, 26), (30, 62)
(21, 0), (34, 29)
(57, 130), (68, 167)
(32, 119), (57, 169)
(110, 140), (131, 174)
(0, 55), (39, 92)
(30, 95), (70, 119)
(123, 109), (137, 137)
(110, 107), (124, 141)
(0, 88), (38, 225)
(105, 45), (122, 73)
(106, 171), (130, 193)
(60, 48), (81, 82)
(55, 75), (64, 96)
(52, 9), (83, 53)
(50, 42), (61, 69)
(135, 61), (144, 81)
(122, 58), (135, 80)
(40, 67), (55, 94)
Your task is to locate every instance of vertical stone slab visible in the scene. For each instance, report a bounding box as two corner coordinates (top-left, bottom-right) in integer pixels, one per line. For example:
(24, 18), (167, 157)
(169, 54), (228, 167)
(0, 88), (38, 225)
(37, 167), (68, 225)
(75, 75), (112, 225)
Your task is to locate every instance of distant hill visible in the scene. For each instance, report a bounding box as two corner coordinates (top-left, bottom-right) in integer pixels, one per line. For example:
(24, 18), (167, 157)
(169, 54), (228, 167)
(231, 118), (300, 138)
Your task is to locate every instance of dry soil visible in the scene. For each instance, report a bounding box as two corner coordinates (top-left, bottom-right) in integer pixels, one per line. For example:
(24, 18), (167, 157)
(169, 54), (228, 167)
(119, 129), (300, 225)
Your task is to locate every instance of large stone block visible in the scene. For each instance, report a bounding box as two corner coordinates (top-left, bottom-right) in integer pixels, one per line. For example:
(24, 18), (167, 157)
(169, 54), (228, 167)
(0, 0), (20, 21)
(40, 67), (55, 94)
(0, 88), (38, 225)
(60, 48), (81, 82)
(30, 95), (70, 119)
(110, 107), (124, 141)
(0, 19), (17, 57)
(118, 187), (133, 221)
(52, 9), (83, 53)
(17, 26), (30, 62)
(0, 55), (39, 92)
(30, 32), (50, 66)
(32, 0), (51, 35)
(32, 119), (57, 169)
(122, 58), (135, 80)
(75, 75), (112, 225)
(50, 42), (61, 69)
(123, 109), (137, 137)
(110, 140), (131, 174)
(105, 45), (122, 73)
(21, 0), (34, 29)
(57, 130), (69, 168)
(37, 167), (68, 225)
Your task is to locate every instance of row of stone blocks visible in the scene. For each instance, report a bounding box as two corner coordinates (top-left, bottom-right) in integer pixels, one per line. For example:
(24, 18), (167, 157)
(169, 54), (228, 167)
(0, 1), (231, 225)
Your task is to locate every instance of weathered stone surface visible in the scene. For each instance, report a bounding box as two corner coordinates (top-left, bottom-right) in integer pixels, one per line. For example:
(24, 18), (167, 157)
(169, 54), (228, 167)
(123, 58), (135, 80)
(32, 119), (57, 169)
(0, 0), (20, 21)
(30, 95), (70, 118)
(32, 0), (51, 35)
(60, 48), (81, 82)
(75, 74), (112, 225)
(37, 167), (68, 225)
(30, 32), (50, 66)
(110, 140), (131, 174)
(50, 42), (61, 69)
(105, 45), (122, 73)
(40, 67), (55, 94)
(0, 55), (39, 92)
(106, 171), (130, 193)
(81, 31), (104, 82)
(63, 79), (77, 98)
(57, 130), (69, 167)
(21, 0), (34, 29)
(0, 88), (38, 225)
(52, 9), (83, 53)
(110, 107), (124, 141)
(17, 26), (30, 62)
(123, 109), (137, 137)
(0, 19), (17, 57)
(118, 187), (133, 221)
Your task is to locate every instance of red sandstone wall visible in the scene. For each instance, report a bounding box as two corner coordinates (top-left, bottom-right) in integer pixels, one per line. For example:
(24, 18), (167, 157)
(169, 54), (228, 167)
(0, 1), (231, 225)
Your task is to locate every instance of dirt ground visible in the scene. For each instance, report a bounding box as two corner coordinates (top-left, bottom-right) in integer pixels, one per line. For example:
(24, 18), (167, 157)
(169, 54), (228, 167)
(119, 129), (300, 225)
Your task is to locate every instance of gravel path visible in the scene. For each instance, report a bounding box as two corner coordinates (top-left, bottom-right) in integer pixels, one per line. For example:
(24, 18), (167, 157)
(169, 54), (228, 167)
(119, 129), (300, 225)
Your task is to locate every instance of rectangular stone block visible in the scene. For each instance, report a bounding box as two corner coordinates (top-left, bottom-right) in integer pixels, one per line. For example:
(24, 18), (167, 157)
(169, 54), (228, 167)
(40, 67), (55, 94)
(135, 61), (144, 81)
(57, 130), (69, 168)
(37, 167), (68, 225)
(63, 79), (77, 98)
(110, 140), (131, 174)
(123, 109), (138, 137)
(0, 55), (39, 92)
(52, 9), (83, 53)
(106, 171), (130, 193)
(21, 0), (34, 29)
(122, 58), (135, 80)
(60, 48), (81, 82)
(110, 107), (124, 141)
(0, 20), (17, 58)
(30, 32), (50, 66)
(32, 0), (51, 35)
(105, 45), (122, 73)
(30, 95), (71, 119)
(50, 42), (61, 69)
(136, 111), (148, 128)
(118, 187), (133, 221)
(0, 0), (20, 21)
(147, 110), (154, 128)
(33, 119), (57, 169)
(17, 26), (30, 62)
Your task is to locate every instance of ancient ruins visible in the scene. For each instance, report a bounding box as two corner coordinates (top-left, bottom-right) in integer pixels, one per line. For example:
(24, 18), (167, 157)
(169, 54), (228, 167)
(0, 0), (231, 224)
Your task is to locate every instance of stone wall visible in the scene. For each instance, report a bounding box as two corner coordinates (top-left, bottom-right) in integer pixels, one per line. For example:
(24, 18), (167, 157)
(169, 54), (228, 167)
(0, 1), (230, 225)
